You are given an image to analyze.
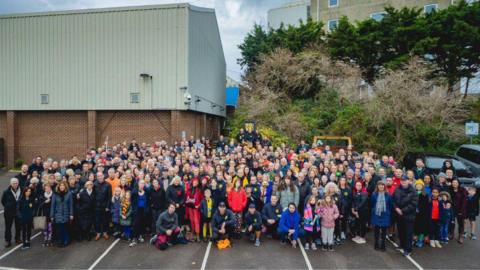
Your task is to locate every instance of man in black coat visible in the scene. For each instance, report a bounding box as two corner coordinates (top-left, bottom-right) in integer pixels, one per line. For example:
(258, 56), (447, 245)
(76, 181), (95, 241)
(211, 202), (235, 243)
(93, 172), (112, 241)
(1, 178), (21, 247)
(15, 164), (30, 190)
(296, 173), (310, 214)
(393, 177), (419, 256)
(149, 179), (166, 233)
(28, 156), (43, 176)
(261, 195), (283, 238)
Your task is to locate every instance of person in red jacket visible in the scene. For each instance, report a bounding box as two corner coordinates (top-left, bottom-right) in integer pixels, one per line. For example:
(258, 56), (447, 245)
(392, 169), (403, 191)
(185, 178), (203, 242)
(228, 180), (247, 238)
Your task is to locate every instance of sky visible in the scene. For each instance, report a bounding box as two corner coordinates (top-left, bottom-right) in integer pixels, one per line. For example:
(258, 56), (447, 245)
(0, 0), (295, 81)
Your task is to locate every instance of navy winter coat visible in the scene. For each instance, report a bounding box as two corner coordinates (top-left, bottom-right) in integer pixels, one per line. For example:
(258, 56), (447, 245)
(370, 192), (393, 227)
(50, 192), (73, 224)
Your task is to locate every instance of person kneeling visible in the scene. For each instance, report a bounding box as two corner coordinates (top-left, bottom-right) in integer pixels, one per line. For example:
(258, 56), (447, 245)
(244, 204), (262, 247)
(278, 203), (301, 248)
(211, 202), (235, 244)
(155, 204), (181, 250)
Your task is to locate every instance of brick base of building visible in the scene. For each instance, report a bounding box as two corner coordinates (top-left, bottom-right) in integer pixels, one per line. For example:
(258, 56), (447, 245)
(0, 110), (222, 168)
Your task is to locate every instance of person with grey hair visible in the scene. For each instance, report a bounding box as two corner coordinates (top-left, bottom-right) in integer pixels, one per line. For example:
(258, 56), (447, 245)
(2, 178), (22, 247)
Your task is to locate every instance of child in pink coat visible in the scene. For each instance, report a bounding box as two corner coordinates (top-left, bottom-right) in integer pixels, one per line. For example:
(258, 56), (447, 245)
(317, 195), (339, 251)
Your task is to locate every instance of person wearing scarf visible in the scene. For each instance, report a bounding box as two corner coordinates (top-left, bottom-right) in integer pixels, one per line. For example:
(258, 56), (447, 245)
(41, 183), (54, 246)
(120, 191), (133, 240)
(371, 181), (393, 251)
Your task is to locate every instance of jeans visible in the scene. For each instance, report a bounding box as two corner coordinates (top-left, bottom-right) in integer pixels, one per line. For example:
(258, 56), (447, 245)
(440, 223), (449, 241)
(21, 222), (32, 244)
(374, 226), (387, 250)
(354, 213), (368, 237)
(4, 214), (21, 243)
(95, 209), (108, 234)
(55, 223), (69, 246)
(397, 218), (414, 253)
(278, 227), (298, 241)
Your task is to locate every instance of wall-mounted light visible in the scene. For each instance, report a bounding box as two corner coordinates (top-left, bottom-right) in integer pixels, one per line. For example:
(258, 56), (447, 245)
(140, 73), (152, 79)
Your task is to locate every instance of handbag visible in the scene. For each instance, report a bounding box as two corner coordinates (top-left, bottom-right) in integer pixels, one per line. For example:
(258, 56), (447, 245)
(33, 205), (47, 230)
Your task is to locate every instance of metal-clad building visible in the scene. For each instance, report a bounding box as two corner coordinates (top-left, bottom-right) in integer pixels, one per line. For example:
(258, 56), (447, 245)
(268, 1), (311, 29)
(0, 3), (226, 167)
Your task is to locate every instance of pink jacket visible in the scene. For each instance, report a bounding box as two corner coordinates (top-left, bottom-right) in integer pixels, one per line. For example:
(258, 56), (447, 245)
(317, 204), (339, 229)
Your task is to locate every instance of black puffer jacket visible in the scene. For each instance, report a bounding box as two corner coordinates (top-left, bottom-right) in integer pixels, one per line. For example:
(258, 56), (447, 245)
(393, 184), (419, 222)
(93, 181), (112, 211)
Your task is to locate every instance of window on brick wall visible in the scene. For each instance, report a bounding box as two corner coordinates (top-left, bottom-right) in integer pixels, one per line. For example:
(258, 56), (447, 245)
(40, 94), (49, 104)
(329, 0), (338, 8)
(328, 19), (338, 31)
(130, 92), (140, 104)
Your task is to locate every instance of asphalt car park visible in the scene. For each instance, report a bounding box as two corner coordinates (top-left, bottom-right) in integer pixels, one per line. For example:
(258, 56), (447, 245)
(0, 171), (478, 270)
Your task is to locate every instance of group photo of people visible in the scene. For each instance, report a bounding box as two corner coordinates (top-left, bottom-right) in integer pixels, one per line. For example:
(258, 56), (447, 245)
(2, 134), (479, 257)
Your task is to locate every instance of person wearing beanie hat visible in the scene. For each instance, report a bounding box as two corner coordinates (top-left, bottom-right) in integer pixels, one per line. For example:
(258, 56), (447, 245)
(414, 179), (429, 248)
(244, 203), (262, 246)
(393, 176), (418, 256)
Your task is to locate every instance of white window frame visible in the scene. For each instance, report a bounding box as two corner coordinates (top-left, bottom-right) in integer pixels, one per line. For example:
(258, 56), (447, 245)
(328, 0), (339, 8)
(370, 12), (387, 22)
(424, 4), (438, 14)
(130, 92), (140, 104)
(327, 19), (339, 31)
(40, 94), (49, 104)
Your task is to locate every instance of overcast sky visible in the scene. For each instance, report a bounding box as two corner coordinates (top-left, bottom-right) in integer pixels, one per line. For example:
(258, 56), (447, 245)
(0, 0), (295, 81)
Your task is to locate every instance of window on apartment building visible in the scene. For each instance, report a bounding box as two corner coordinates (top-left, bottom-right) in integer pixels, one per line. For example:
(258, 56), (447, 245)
(424, 4), (438, 14)
(130, 92), (140, 104)
(328, 0), (338, 8)
(328, 19), (338, 31)
(370, 12), (387, 22)
(40, 94), (49, 104)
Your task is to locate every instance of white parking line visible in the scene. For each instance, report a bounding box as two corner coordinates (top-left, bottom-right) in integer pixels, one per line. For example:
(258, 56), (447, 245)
(297, 239), (313, 270)
(200, 241), (212, 270)
(387, 238), (424, 270)
(87, 238), (120, 270)
(0, 232), (42, 260)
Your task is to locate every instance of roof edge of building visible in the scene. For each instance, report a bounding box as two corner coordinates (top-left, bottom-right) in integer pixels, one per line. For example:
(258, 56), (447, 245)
(0, 2), (214, 19)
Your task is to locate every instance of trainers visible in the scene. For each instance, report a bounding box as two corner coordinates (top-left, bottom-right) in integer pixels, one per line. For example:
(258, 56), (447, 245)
(21, 244), (28, 250)
(305, 243), (310, 250)
(138, 236), (145, 243)
(472, 234), (477, 240)
(357, 237), (366, 244)
(340, 232), (346, 240)
(311, 243), (317, 250)
(430, 241), (436, 248)
(254, 239), (260, 247)
(149, 235), (157, 245)
(292, 241), (297, 248)
(352, 236), (360, 243)
(129, 240), (137, 247)
(403, 251), (411, 257)
(435, 240), (442, 248)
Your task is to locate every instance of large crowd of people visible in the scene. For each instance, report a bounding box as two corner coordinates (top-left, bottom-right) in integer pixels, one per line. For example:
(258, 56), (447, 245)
(2, 133), (479, 257)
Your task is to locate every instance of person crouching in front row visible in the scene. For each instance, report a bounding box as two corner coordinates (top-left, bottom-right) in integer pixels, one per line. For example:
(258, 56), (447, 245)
(154, 203), (181, 250)
(244, 203), (262, 247)
(278, 203), (301, 248)
(211, 202), (236, 244)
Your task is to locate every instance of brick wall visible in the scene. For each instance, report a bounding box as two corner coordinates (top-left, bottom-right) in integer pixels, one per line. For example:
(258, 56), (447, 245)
(1, 110), (222, 167)
(15, 111), (88, 162)
(97, 111), (171, 146)
(0, 112), (6, 166)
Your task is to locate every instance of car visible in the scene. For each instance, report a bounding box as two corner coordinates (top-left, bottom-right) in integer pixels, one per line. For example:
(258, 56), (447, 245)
(455, 144), (480, 177)
(403, 152), (480, 188)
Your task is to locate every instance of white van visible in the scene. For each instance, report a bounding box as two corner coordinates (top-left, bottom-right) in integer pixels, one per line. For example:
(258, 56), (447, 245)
(455, 145), (480, 177)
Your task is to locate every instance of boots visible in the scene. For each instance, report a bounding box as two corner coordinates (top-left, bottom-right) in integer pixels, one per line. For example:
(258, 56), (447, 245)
(322, 244), (327, 251)
(328, 244), (334, 251)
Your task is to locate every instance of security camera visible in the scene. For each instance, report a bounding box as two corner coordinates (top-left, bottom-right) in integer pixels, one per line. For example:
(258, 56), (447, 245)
(184, 92), (192, 105)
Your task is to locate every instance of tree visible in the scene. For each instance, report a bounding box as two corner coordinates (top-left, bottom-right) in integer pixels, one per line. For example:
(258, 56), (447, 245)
(368, 58), (465, 155)
(238, 19), (325, 73)
(414, 1), (480, 95)
(328, 7), (424, 84)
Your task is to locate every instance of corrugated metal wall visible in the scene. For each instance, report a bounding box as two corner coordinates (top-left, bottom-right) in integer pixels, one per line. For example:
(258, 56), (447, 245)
(187, 7), (226, 117)
(0, 4), (225, 117)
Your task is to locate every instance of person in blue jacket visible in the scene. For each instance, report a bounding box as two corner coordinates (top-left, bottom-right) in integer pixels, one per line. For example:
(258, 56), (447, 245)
(370, 181), (393, 251)
(278, 202), (301, 248)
